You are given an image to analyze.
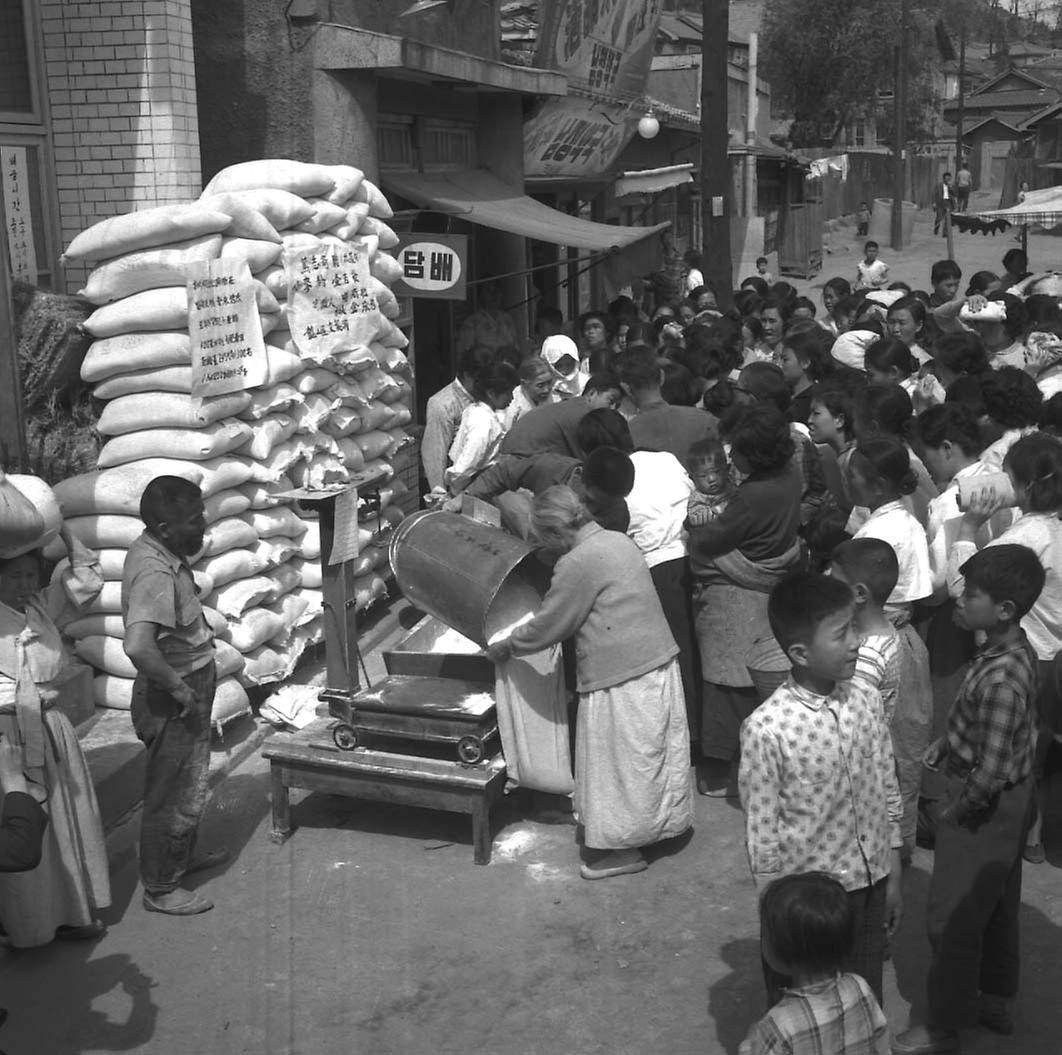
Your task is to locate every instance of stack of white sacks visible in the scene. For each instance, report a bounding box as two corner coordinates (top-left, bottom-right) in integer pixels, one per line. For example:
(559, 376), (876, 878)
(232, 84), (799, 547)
(50, 160), (413, 731)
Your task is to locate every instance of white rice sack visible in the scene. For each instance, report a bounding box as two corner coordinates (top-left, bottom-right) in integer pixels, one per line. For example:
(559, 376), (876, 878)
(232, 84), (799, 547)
(295, 587), (323, 623)
(64, 514), (143, 550)
(197, 192), (283, 243)
(387, 427), (412, 453)
(335, 437), (366, 472)
(269, 588), (312, 628)
(239, 645), (287, 686)
(265, 561), (302, 599)
(82, 331), (191, 383)
(215, 640), (245, 679)
(80, 235), (223, 304)
(239, 476), (294, 509)
(245, 413), (299, 460)
(259, 311), (283, 337)
(358, 401), (394, 432)
(328, 201), (370, 240)
(279, 231), (322, 255)
(248, 438), (308, 483)
(203, 606), (230, 639)
(94, 674), (135, 711)
(264, 345), (303, 385)
(369, 251), (403, 285)
(254, 537), (300, 568)
(97, 391), (253, 436)
(94, 365), (193, 399)
(203, 488), (252, 523)
(212, 676), (252, 729)
(227, 607), (287, 653)
(52, 549), (127, 584)
(66, 613), (125, 639)
(221, 236), (283, 273)
(359, 215), (399, 248)
(256, 264), (289, 301)
(80, 581), (123, 615)
(378, 316), (410, 349)
(386, 405), (412, 429)
(328, 347), (377, 375)
(291, 558), (321, 589)
(55, 462), (204, 517)
(360, 458), (395, 484)
(208, 575), (278, 618)
(83, 287), (190, 338)
(195, 547), (268, 589)
(243, 506), (307, 539)
(193, 569), (215, 597)
(325, 375), (370, 407)
(371, 279), (400, 319)
(352, 429), (395, 462)
(76, 635), (138, 679)
(372, 343), (410, 375)
(352, 546), (388, 578)
(64, 204), (231, 263)
(349, 232), (378, 259)
(351, 178), (393, 219)
(325, 165), (364, 205)
(290, 368), (339, 395)
(238, 383), (302, 421)
(291, 392), (337, 434)
(321, 407), (361, 439)
(203, 160), (336, 199)
(379, 378), (412, 409)
(294, 199), (348, 235)
(197, 515), (259, 558)
(356, 366), (398, 402)
(354, 573), (388, 612)
(288, 454), (348, 491)
(97, 421), (253, 469)
(300, 520), (321, 560)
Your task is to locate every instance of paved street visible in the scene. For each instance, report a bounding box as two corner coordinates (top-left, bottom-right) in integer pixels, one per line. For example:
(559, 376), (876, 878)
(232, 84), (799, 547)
(1, 738), (1060, 1055)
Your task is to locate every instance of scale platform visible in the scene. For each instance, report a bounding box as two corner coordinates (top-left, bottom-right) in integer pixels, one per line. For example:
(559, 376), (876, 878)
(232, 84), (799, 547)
(329, 674), (499, 764)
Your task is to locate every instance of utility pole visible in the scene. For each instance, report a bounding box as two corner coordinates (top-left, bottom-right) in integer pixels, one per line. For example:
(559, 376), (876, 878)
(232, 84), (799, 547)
(701, 0), (734, 308)
(891, 0), (909, 251)
(0, 189), (27, 471)
(954, 21), (966, 173)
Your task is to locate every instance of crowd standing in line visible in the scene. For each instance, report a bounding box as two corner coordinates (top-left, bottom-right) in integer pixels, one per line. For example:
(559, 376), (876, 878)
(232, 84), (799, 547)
(423, 242), (1062, 1053)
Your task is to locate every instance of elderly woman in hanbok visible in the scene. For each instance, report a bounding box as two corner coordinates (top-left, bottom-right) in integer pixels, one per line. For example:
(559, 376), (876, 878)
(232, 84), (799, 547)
(0, 527), (111, 945)
(487, 485), (693, 880)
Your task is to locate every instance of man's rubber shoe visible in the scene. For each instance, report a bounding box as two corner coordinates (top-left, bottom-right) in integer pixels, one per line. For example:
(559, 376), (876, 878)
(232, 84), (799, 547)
(891, 1025), (960, 1054)
(1022, 842), (1045, 864)
(56, 921), (105, 941)
(143, 890), (214, 916)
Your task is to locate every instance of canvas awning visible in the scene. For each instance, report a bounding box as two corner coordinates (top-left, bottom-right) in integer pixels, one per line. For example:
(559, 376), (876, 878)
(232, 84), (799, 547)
(966, 185), (1062, 229)
(614, 163), (694, 198)
(382, 168), (669, 252)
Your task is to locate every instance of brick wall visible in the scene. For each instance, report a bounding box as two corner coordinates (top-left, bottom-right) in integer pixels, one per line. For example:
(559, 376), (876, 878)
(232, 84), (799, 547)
(39, 0), (202, 291)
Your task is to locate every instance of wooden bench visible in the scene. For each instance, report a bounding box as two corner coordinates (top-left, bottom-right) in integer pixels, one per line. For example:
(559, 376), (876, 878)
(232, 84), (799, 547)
(261, 718), (507, 864)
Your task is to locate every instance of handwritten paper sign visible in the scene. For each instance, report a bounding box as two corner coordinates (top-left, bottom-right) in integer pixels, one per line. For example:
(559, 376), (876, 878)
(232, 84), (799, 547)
(2, 147), (37, 282)
(284, 243), (383, 361)
(328, 487), (361, 566)
(186, 259), (267, 397)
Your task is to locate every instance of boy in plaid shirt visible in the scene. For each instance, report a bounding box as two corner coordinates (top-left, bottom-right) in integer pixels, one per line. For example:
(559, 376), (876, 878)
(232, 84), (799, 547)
(740, 872), (889, 1055)
(894, 544), (1045, 1055)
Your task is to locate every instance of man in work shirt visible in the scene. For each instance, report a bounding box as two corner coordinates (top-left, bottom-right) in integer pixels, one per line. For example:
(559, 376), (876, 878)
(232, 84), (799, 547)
(123, 476), (227, 916)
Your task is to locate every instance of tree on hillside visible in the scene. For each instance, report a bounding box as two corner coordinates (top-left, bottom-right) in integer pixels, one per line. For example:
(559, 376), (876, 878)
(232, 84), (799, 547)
(761, 0), (993, 148)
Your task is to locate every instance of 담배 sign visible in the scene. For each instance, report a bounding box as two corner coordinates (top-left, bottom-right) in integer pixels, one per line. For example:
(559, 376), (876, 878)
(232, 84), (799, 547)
(284, 243), (383, 360)
(2, 146), (38, 282)
(393, 233), (467, 301)
(186, 259), (267, 397)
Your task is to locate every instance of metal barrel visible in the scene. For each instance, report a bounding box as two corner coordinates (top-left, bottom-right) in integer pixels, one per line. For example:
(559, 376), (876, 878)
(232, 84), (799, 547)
(388, 510), (544, 648)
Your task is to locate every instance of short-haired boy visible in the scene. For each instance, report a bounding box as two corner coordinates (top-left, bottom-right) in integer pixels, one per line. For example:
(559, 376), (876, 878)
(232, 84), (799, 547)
(739, 572), (903, 1007)
(831, 538), (931, 861)
(857, 200), (871, 238)
(856, 242), (889, 291)
(740, 872), (890, 1055)
(893, 544), (1046, 1055)
(756, 256), (774, 284)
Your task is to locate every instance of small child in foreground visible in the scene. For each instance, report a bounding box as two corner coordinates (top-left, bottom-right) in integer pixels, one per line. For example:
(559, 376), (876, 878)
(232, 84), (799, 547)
(893, 544), (1045, 1055)
(739, 872), (890, 1055)
(739, 572), (903, 1007)
(685, 437), (736, 526)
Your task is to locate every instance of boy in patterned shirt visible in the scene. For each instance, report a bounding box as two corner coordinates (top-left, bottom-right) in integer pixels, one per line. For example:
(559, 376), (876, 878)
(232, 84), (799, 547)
(739, 872), (890, 1055)
(739, 572), (903, 1007)
(893, 545), (1045, 1055)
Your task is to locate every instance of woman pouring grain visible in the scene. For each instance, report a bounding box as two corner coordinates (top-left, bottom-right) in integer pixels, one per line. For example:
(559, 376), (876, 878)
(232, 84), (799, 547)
(486, 485), (693, 879)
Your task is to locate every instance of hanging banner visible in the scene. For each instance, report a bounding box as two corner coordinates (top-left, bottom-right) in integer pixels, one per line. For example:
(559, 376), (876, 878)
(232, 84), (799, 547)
(284, 243), (383, 360)
(186, 259), (267, 397)
(392, 233), (467, 301)
(2, 146), (37, 282)
(525, 0), (664, 179)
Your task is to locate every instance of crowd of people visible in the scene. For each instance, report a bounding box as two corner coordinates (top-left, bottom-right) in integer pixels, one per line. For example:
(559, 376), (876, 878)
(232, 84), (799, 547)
(425, 246), (1062, 1053)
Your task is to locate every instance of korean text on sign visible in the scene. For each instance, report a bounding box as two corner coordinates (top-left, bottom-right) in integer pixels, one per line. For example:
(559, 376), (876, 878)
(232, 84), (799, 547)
(2, 147), (38, 282)
(283, 243), (382, 360)
(186, 259), (268, 397)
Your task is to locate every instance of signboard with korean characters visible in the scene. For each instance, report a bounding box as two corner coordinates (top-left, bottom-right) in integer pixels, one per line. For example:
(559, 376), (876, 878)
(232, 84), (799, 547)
(2, 146), (37, 282)
(392, 233), (467, 301)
